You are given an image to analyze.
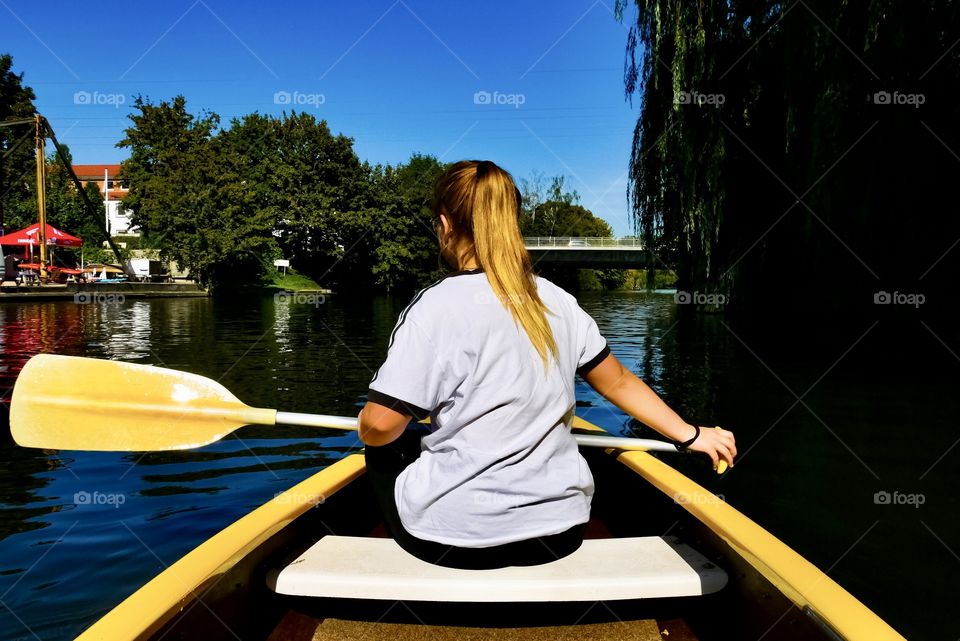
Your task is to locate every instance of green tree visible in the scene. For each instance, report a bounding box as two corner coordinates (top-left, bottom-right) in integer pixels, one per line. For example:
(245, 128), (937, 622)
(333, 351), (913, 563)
(519, 174), (585, 236)
(266, 112), (368, 278)
(387, 154), (447, 287)
(0, 53), (38, 232)
(119, 95), (277, 287)
(517, 173), (624, 289)
(341, 154), (447, 294)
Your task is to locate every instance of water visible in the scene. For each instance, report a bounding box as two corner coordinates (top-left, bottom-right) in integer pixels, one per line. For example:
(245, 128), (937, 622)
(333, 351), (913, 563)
(0, 292), (953, 640)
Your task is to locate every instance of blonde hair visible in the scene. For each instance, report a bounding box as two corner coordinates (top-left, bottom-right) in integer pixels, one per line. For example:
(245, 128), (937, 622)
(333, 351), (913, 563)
(433, 160), (558, 373)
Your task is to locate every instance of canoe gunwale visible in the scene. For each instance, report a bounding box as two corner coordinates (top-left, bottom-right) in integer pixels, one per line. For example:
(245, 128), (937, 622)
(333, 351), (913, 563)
(612, 449), (905, 641)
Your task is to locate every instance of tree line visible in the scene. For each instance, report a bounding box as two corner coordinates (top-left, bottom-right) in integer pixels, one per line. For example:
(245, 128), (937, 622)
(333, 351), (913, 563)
(117, 96), (622, 292)
(1, 53), (623, 293)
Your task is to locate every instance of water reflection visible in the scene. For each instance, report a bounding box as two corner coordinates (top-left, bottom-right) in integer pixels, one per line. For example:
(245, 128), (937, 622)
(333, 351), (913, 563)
(100, 301), (154, 361)
(0, 294), (404, 640)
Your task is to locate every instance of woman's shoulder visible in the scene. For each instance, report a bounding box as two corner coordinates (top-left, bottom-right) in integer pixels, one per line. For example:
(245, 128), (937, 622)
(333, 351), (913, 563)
(533, 274), (576, 305)
(400, 272), (483, 323)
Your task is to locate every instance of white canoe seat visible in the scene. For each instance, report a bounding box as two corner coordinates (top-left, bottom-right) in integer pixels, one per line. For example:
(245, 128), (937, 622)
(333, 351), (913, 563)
(267, 535), (727, 602)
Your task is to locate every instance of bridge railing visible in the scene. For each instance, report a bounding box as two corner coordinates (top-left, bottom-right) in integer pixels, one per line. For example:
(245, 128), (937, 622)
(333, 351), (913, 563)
(523, 237), (646, 249)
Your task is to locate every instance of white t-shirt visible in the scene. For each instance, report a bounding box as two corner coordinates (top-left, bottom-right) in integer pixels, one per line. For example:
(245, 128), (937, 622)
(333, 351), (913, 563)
(367, 267), (610, 548)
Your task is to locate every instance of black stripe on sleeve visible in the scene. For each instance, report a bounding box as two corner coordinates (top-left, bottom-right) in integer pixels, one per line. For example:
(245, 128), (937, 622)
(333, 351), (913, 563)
(576, 343), (611, 377)
(367, 388), (432, 421)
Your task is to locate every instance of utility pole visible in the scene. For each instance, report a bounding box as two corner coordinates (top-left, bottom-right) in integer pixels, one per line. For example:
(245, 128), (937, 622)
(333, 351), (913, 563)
(0, 146), (4, 235)
(35, 115), (48, 281)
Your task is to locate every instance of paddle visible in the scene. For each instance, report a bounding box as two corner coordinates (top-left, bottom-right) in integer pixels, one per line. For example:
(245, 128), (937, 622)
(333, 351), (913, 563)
(9, 354), (727, 472)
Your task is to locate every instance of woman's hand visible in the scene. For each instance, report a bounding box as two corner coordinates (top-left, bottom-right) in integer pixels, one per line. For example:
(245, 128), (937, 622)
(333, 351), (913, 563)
(686, 425), (737, 471)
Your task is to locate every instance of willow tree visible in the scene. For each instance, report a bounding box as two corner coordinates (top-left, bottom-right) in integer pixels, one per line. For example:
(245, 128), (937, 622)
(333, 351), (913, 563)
(616, 1), (960, 335)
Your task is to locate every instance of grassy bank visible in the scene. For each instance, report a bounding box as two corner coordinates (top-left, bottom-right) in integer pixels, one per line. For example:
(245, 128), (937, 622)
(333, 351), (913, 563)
(263, 269), (328, 292)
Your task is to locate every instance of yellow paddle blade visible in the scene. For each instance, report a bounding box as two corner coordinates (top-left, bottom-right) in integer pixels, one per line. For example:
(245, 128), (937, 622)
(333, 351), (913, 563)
(10, 354), (276, 451)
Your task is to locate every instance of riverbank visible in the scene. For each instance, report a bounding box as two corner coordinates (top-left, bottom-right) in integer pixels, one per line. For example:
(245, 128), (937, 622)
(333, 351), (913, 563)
(263, 269), (330, 294)
(0, 281), (208, 302)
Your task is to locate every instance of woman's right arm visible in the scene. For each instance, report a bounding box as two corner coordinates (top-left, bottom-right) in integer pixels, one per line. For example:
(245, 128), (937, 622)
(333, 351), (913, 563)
(581, 352), (737, 470)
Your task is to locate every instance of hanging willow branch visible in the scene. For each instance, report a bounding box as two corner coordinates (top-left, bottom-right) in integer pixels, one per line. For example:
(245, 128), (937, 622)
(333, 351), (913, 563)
(614, 0), (960, 327)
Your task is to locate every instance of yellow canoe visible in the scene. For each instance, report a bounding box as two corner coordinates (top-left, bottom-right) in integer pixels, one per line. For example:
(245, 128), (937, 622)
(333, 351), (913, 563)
(75, 417), (906, 641)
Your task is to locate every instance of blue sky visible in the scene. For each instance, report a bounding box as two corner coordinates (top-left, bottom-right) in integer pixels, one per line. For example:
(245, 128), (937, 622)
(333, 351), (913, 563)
(2, 0), (640, 235)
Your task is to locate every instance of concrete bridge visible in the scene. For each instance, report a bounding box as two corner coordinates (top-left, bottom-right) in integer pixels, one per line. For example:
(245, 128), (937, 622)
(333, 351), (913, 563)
(523, 237), (657, 269)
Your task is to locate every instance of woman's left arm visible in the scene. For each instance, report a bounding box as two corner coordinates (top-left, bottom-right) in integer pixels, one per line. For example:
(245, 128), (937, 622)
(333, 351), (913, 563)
(358, 402), (411, 446)
(583, 352), (736, 469)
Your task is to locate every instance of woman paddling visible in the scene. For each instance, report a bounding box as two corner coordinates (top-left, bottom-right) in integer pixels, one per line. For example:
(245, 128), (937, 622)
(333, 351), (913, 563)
(358, 159), (736, 569)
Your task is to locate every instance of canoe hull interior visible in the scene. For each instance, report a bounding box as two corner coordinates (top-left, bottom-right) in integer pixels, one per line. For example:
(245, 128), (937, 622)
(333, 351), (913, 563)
(118, 447), (842, 641)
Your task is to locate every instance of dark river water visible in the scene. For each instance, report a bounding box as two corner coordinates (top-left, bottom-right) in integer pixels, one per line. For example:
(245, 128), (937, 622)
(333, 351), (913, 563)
(0, 291), (953, 640)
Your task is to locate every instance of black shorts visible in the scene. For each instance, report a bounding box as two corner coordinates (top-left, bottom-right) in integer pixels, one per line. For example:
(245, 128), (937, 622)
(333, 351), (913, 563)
(364, 428), (587, 570)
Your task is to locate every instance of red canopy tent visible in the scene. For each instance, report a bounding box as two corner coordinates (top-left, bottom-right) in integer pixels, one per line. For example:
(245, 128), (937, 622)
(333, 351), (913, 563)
(0, 223), (83, 247)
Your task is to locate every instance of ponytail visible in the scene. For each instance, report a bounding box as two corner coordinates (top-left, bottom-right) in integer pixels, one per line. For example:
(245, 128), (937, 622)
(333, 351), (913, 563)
(434, 160), (559, 373)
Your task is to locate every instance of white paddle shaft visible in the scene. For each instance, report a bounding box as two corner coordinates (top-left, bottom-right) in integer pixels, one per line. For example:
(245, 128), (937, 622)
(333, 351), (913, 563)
(274, 412), (679, 453)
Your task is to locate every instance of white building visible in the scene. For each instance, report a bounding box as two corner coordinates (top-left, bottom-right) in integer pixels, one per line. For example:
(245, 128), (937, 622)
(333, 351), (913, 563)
(72, 164), (138, 236)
